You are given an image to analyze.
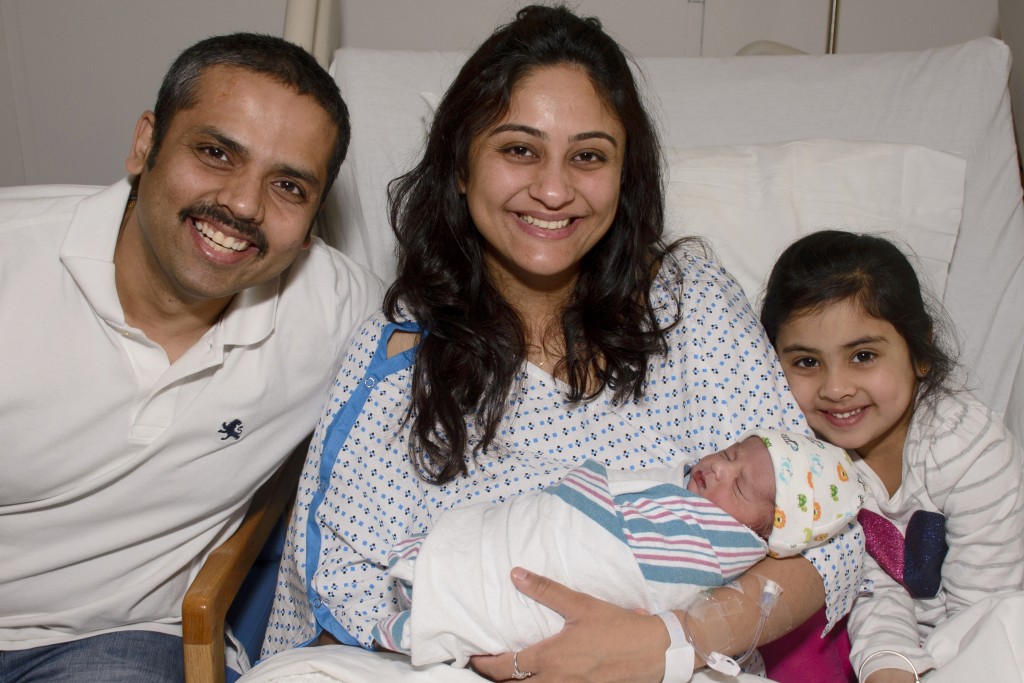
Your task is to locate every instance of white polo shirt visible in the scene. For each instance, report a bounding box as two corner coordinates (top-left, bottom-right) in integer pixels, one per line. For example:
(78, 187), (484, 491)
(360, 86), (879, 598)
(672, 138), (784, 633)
(0, 180), (383, 649)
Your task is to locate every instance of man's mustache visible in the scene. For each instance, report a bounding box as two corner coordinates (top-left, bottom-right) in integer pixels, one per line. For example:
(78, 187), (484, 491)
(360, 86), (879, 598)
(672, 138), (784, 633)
(179, 202), (268, 254)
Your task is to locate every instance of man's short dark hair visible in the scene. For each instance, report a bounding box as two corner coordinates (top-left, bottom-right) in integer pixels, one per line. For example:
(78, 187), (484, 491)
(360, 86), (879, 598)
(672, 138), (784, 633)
(148, 32), (350, 195)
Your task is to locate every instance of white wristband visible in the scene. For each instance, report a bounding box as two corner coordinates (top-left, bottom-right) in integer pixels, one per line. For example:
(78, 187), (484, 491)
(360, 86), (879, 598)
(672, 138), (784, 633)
(655, 611), (694, 683)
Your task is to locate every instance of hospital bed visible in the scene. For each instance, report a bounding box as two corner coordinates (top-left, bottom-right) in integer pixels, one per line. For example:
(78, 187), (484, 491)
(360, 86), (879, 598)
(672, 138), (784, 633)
(183, 35), (1024, 683)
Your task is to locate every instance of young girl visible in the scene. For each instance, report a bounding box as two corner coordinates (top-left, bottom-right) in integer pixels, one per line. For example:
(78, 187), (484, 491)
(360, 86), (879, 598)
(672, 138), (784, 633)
(760, 230), (1024, 682)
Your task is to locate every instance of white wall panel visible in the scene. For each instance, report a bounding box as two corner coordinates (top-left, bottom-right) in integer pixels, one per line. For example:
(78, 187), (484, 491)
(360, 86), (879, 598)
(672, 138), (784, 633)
(837, 0), (999, 54)
(701, 0), (998, 57)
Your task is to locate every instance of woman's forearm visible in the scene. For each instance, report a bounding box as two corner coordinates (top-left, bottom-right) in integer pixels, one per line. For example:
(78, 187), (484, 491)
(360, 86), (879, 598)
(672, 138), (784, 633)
(470, 558), (826, 683)
(678, 554), (824, 659)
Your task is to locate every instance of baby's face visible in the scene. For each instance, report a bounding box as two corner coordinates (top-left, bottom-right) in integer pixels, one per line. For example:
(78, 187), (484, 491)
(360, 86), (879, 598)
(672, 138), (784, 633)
(687, 436), (776, 536)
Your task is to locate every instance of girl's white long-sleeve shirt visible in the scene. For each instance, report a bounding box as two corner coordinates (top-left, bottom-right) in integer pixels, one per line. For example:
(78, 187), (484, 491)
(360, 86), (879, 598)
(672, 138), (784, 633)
(848, 390), (1024, 679)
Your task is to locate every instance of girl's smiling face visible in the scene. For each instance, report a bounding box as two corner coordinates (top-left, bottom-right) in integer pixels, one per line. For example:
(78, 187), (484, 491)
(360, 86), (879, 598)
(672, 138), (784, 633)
(775, 297), (919, 464)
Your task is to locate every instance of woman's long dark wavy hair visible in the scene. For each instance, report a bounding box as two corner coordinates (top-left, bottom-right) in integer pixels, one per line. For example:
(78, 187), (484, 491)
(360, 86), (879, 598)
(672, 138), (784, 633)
(385, 4), (681, 484)
(760, 230), (958, 403)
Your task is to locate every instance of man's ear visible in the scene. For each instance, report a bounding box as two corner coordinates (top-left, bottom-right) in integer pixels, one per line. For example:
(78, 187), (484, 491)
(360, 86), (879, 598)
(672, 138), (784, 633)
(125, 112), (156, 176)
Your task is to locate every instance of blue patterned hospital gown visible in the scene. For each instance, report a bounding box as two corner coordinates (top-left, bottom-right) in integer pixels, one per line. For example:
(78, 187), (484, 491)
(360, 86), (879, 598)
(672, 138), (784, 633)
(261, 254), (864, 657)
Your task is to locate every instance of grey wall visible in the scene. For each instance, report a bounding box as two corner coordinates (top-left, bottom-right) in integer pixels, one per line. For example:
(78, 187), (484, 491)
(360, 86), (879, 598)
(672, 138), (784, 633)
(334, 0), (706, 56)
(1001, 0), (1024, 161)
(0, 0), (286, 187)
(334, 0), (999, 57)
(0, 6), (22, 187)
(0, 0), (1006, 188)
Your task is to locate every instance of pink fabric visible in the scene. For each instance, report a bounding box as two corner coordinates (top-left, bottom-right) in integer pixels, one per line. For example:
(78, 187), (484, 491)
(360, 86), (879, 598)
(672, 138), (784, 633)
(761, 609), (853, 682)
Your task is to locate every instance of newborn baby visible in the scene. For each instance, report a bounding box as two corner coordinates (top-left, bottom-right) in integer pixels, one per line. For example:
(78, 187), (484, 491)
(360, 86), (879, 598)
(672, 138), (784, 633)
(374, 428), (865, 666)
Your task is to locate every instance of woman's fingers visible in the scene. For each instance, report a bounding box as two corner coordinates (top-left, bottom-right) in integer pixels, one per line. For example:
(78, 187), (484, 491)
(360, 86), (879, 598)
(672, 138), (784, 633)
(509, 567), (587, 618)
(470, 568), (669, 682)
(469, 651), (516, 681)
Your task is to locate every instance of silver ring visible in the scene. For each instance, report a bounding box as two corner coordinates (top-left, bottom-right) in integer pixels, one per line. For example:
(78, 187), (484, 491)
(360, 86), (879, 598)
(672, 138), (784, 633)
(512, 650), (533, 680)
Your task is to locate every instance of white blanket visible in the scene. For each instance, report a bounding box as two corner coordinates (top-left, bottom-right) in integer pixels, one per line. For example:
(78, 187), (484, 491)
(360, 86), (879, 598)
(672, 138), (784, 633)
(920, 592), (1024, 681)
(240, 593), (1024, 683)
(238, 644), (775, 683)
(393, 478), (663, 666)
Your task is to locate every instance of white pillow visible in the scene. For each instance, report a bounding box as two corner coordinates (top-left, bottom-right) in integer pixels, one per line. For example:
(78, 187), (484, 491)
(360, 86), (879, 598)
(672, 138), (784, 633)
(664, 139), (965, 305)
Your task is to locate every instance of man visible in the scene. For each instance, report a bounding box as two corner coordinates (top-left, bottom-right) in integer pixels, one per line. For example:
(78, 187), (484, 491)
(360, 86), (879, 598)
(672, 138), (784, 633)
(0, 33), (382, 681)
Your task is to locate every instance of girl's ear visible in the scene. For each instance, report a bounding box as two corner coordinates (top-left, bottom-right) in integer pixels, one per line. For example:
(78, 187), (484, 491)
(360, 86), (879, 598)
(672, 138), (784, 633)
(916, 324), (935, 379)
(915, 359), (931, 380)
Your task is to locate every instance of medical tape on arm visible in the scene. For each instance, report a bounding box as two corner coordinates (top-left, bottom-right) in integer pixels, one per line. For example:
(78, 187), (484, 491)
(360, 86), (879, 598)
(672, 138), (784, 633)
(679, 576), (790, 676)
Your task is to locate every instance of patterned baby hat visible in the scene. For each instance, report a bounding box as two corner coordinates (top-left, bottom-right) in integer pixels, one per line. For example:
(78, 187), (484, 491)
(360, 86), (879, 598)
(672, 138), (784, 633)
(742, 429), (866, 558)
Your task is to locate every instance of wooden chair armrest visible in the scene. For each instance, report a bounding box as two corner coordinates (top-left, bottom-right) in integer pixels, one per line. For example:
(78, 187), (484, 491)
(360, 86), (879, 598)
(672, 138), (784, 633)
(182, 436), (309, 683)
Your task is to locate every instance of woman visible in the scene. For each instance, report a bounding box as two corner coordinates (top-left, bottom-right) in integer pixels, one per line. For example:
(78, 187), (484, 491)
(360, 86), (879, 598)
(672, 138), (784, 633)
(262, 6), (863, 681)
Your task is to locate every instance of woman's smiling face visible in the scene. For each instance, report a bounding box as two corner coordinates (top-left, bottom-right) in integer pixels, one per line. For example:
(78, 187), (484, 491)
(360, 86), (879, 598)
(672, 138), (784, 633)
(461, 64), (625, 296)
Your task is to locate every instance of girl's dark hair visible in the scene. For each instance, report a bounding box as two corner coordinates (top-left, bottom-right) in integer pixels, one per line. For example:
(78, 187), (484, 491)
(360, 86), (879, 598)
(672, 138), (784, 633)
(760, 230), (957, 401)
(385, 4), (680, 484)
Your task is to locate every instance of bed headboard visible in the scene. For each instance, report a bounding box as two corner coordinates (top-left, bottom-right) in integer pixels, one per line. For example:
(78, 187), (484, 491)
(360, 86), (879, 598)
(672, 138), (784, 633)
(320, 38), (1024, 436)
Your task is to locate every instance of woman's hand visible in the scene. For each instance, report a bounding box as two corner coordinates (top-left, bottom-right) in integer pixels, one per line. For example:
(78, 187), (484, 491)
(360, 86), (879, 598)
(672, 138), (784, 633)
(471, 554), (826, 681)
(469, 568), (670, 682)
(864, 669), (918, 683)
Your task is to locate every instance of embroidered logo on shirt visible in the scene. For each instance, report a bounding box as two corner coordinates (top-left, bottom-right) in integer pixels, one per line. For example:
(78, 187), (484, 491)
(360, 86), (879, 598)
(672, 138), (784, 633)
(218, 419), (244, 440)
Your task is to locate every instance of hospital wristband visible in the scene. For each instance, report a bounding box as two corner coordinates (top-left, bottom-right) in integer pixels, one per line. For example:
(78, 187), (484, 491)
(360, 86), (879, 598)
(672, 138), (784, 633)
(655, 611), (694, 683)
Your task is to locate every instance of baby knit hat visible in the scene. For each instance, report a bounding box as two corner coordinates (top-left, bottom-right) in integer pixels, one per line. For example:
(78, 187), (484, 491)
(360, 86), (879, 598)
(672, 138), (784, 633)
(742, 428), (866, 558)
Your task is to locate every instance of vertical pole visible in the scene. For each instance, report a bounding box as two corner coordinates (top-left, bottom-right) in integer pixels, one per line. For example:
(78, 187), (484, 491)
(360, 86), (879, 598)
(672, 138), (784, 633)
(283, 0), (318, 53)
(827, 0), (839, 54)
